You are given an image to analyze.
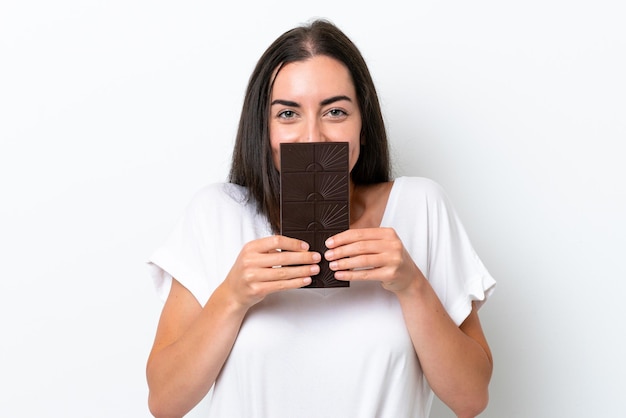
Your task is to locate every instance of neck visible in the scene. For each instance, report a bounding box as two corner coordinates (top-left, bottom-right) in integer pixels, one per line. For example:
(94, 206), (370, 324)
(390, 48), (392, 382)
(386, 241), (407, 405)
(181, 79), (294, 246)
(348, 181), (393, 228)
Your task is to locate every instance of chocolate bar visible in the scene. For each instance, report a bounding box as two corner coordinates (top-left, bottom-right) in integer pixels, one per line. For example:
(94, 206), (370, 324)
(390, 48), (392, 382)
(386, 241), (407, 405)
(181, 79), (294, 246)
(280, 142), (350, 288)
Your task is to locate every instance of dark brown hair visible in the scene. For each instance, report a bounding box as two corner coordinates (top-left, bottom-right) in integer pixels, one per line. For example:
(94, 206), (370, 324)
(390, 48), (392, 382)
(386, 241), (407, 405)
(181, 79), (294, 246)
(228, 19), (390, 232)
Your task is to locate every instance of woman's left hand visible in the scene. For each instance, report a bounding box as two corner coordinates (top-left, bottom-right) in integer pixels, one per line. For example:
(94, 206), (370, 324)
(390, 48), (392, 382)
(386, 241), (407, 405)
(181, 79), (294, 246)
(324, 227), (424, 293)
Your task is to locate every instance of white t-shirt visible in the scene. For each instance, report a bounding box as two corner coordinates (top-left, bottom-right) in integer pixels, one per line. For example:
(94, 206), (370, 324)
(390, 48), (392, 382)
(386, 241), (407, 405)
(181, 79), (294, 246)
(148, 176), (496, 418)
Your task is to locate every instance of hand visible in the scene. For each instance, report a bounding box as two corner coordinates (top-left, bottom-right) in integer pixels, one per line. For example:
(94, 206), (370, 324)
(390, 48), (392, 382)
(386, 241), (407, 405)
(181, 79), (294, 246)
(324, 228), (425, 293)
(224, 235), (321, 310)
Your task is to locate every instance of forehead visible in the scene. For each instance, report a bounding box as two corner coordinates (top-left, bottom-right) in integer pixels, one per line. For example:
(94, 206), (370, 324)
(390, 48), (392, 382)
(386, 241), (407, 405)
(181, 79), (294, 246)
(271, 55), (356, 99)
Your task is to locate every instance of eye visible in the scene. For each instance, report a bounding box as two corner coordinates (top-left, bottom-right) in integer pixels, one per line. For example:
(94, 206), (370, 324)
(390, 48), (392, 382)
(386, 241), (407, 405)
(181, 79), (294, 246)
(277, 110), (297, 120)
(327, 108), (348, 118)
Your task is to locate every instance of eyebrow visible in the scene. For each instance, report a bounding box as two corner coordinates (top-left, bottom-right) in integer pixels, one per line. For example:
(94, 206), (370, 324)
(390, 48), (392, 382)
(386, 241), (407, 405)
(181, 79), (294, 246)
(270, 95), (353, 107)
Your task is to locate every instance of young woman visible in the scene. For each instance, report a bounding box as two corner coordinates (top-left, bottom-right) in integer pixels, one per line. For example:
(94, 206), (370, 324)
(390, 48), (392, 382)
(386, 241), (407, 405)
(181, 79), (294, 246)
(146, 19), (495, 418)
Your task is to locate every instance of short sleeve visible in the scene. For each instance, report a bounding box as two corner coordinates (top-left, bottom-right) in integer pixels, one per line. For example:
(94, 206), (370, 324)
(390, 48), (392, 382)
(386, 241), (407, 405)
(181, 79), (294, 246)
(421, 179), (495, 325)
(147, 186), (217, 305)
(386, 177), (496, 325)
(146, 183), (267, 306)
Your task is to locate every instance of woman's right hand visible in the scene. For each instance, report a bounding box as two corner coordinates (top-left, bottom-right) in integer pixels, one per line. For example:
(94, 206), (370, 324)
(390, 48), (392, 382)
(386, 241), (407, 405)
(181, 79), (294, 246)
(147, 235), (319, 417)
(223, 235), (320, 310)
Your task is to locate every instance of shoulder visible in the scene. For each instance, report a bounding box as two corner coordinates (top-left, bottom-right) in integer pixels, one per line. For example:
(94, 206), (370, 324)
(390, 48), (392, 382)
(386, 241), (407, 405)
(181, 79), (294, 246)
(385, 176), (459, 229)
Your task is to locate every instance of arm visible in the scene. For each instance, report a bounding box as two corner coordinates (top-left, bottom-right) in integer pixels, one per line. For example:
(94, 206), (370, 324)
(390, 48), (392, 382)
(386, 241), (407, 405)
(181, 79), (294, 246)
(325, 228), (493, 418)
(146, 236), (320, 418)
(395, 286), (493, 418)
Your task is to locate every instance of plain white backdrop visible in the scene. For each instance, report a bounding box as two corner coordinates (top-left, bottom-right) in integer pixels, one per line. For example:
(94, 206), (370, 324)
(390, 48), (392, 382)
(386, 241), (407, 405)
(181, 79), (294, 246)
(1, 1), (625, 417)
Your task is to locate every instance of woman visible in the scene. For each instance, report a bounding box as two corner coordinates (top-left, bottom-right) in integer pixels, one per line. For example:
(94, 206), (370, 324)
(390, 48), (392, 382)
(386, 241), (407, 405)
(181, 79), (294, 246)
(147, 19), (495, 418)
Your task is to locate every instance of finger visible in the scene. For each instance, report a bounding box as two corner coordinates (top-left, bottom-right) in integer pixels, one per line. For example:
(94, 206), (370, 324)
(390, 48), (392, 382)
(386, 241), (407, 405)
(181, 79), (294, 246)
(324, 239), (383, 261)
(265, 250), (321, 269)
(254, 275), (314, 293)
(254, 263), (320, 283)
(275, 264), (320, 281)
(329, 253), (385, 272)
(257, 235), (311, 252)
(244, 235), (309, 254)
(281, 250), (322, 266)
(325, 228), (390, 249)
(332, 266), (381, 282)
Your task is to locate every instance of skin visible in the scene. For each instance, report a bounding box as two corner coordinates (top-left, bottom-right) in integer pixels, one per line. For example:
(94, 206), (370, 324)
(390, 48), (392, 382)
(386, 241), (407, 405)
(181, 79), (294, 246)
(268, 55), (362, 175)
(147, 55), (493, 418)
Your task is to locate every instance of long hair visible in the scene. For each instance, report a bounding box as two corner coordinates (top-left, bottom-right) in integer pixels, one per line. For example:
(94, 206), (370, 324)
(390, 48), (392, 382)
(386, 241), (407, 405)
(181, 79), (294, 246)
(228, 19), (390, 233)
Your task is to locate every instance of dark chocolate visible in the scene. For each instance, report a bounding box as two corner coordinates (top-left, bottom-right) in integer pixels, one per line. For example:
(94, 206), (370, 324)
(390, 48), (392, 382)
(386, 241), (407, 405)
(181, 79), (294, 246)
(280, 142), (350, 288)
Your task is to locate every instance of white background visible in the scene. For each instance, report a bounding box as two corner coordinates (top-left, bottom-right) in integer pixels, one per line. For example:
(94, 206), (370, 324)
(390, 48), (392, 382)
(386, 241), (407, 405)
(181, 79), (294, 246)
(1, 1), (625, 417)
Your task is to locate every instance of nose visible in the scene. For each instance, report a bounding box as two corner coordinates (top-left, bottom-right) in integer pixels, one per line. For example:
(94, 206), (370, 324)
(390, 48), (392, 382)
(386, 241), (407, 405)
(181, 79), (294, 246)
(304, 119), (328, 142)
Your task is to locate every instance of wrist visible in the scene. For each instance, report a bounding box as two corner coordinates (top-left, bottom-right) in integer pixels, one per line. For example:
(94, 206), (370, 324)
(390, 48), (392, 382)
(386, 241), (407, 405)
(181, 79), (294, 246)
(390, 270), (430, 300)
(213, 282), (251, 318)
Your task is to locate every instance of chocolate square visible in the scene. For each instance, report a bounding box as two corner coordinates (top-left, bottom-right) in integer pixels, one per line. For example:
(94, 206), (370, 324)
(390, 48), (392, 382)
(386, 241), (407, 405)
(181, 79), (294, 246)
(280, 142), (350, 288)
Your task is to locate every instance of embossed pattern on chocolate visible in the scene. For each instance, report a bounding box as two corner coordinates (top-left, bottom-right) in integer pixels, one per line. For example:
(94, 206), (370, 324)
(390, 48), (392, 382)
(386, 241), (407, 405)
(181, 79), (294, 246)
(280, 142), (350, 288)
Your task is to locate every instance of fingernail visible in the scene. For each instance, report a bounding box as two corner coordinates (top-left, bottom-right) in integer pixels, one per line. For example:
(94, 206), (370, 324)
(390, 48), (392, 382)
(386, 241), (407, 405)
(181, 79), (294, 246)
(310, 265), (320, 274)
(329, 261), (338, 270)
(312, 252), (321, 262)
(325, 237), (334, 247)
(325, 250), (334, 259)
(301, 241), (309, 250)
